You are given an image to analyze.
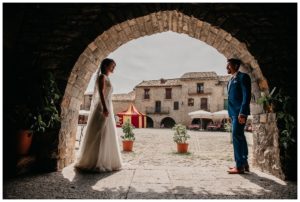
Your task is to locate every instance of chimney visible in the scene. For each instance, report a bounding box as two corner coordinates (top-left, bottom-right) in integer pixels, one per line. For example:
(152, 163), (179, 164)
(160, 78), (166, 84)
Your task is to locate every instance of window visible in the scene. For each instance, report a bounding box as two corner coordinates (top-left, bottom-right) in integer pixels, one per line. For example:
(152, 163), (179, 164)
(155, 101), (161, 113)
(144, 89), (150, 99)
(200, 98), (208, 110)
(165, 88), (172, 99)
(188, 98), (194, 106)
(224, 99), (228, 110)
(197, 83), (204, 93)
(174, 101), (179, 110)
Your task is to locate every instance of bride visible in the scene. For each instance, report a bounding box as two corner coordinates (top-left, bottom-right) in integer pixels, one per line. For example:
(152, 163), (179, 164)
(75, 58), (122, 172)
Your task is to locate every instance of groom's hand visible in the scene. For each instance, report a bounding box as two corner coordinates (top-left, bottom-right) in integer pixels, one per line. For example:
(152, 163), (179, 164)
(238, 114), (246, 124)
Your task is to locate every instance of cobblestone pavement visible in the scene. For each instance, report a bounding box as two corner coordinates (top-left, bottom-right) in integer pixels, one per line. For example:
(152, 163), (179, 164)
(3, 128), (297, 199)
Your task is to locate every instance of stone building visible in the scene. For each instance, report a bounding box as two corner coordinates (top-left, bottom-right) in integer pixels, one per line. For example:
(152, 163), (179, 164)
(111, 91), (135, 114)
(80, 72), (135, 112)
(83, 71), (230, 128)
(81, 73), (97, 111)
(128, 71), (230, 128)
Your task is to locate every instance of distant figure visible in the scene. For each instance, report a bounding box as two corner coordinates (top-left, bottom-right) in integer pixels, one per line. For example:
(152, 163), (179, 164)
(75, 58), (122, 172)
(226, 58), (251, 174)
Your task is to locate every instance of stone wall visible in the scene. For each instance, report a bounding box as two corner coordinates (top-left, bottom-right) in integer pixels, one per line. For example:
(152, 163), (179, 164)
(135, 85), (184, 126)
(113, 101), (134, 114)
(252, 113), (285, 179)
(180, 78), (227, 125)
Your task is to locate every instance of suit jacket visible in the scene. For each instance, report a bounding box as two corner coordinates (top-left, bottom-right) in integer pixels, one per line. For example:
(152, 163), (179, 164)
(227, 71), (251, 117)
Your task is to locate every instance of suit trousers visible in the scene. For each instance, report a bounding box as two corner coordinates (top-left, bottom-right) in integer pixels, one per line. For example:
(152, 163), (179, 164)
(231, 116), (248, 168)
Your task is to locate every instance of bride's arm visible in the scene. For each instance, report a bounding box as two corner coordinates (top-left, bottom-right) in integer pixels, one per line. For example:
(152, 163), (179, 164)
(98, 75), (109, 117)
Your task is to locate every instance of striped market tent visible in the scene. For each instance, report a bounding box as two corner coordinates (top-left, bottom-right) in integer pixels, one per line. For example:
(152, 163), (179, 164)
(117, 104), (146, 128)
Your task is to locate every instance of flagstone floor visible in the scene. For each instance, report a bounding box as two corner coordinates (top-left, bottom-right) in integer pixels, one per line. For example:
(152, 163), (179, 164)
(3, 128), (297, 199)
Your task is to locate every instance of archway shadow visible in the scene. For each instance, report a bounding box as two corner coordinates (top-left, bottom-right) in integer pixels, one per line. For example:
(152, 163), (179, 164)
(238, 170), (297, 198)
(3, 165), (297, 199)
(4, 166), (130, 199)
(70, 169), (127, 198)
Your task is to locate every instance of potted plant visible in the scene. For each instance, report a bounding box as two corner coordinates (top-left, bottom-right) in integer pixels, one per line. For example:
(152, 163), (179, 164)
(11, 71), (61, 156)
(257, 87), (276, 113)
(30, 71), (61, 132)
(10, 105), (35, 156)
(121, 120), (135, 152)
(172, 124), (190, 153)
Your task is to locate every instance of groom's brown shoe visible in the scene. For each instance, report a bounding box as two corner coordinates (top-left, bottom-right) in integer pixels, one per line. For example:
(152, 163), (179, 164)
(244, 164), (250, 172)
(229, 164), (250, 172)
(227, 167), (245, 174)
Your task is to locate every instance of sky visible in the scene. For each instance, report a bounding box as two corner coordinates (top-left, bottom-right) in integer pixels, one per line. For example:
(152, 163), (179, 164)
(89, 31), (228, 94)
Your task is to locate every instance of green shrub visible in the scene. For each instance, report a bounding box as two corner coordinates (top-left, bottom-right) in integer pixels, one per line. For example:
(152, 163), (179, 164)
(172, 124), (190, 144)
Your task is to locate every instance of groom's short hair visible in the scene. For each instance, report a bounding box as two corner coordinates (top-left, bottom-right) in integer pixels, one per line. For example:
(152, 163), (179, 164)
(228, 58), (241, 70)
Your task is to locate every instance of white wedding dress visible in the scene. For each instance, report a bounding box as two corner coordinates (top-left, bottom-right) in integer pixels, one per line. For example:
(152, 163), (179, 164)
(75, 74), (122, 172)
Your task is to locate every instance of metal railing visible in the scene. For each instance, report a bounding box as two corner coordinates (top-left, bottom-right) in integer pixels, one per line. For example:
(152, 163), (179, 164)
(188, 88), (212, 95)
(145, 107), (170, 114)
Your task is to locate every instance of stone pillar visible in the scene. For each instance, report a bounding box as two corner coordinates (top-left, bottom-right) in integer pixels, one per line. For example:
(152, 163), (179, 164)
(252, 113), (285, 179)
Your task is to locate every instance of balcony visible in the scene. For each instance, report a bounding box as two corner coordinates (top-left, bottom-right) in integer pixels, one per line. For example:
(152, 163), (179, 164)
(146, 107), (170, 114)
(188, 88), (212, 95)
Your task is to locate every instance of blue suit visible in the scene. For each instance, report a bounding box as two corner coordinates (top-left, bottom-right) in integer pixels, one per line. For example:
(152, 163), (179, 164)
(227, 71), (251, 168)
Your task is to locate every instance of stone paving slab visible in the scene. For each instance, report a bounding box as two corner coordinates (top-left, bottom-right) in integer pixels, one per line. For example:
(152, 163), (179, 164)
(3, 128), (297, 199)
(132, 169), (170, 184)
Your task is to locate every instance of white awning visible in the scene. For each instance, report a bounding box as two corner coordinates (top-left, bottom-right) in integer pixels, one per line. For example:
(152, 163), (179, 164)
(188, 110), (212, 119)
(211, 110), (229, 120)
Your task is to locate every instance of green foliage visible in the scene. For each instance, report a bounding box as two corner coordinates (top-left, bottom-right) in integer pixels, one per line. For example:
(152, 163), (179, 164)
(256, 86), (296, 179)
(30, 72), (61, 133)
(257, 86), (296, 149)
(121, 120), (135, 141)
(272, 89), (296, 150)
(271, 88), (296, 179)
(172, 124), (190, 144)
(11, 71), (61, 134)
(257, 87), (276, 112)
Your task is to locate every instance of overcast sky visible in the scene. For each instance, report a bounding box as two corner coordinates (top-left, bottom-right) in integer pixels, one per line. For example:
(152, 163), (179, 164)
(100, 31), (227, 94)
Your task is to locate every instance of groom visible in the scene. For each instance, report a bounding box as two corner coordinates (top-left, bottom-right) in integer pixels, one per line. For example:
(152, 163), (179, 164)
(226, 58), (251, 174)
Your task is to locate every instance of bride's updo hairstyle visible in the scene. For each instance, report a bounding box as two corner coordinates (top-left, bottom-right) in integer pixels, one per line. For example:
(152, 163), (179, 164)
(99, 58), (115, 75)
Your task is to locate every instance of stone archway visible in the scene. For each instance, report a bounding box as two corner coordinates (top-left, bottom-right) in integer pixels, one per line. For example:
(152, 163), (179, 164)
(58, 10), (283, 178)
(161, 117), (176, 129)
(146, 116), (154, 128)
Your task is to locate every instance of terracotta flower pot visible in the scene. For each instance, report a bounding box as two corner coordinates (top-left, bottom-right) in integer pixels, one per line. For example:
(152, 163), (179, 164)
(17, 129), (33, 155)
(177, 143), (189, 153)
(122, 140), (133, 152)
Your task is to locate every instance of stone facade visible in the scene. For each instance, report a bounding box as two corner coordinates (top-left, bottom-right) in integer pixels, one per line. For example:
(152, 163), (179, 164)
(81, 72), (229, 128)
(127, 72), (229, 128)
(82, 72), (229, 128)
(252, 113), (285, 179)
